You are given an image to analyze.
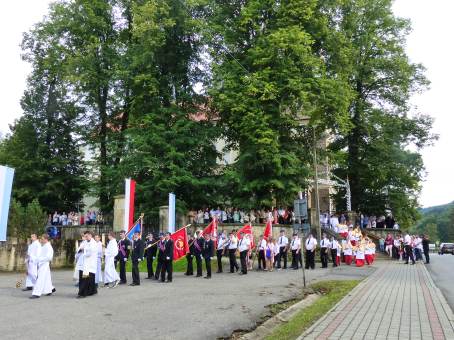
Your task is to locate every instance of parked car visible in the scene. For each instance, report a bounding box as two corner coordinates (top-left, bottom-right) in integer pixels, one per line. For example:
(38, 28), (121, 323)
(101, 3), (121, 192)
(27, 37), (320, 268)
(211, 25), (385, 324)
(438, 243), (454, 255)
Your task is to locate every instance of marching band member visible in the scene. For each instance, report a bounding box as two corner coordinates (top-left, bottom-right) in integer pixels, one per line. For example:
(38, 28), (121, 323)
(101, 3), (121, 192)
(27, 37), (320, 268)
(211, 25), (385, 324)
(203, 233), (214, 279)
(30, 234), (55, 299)
(116, 231), (130, 284)
(238, 231), (251, 275)
(216, 231), (227, 273)
(154, 233), (165, 280)
(290, 233), (301, 270)
(130, 231), (144, 286)
(228, 231), (239, 273)
(320, 233), (330, 268)
(194, 230), (204, 277)
(304, 233), (317, 270)
(144, 233), (157, 279)
(23, 234), (40, 291)
(329, 236), (340, 267)
(185, 234), (195, 276)
(257, 234), (267, 270)
(160, 232), (174, 283)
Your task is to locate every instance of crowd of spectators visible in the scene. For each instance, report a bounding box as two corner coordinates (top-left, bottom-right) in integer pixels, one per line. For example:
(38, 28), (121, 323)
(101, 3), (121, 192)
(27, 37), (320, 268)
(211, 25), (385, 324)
(48, 211), (104, 226)
(189, 207), (294, 225)
(320, 212), (400, 231)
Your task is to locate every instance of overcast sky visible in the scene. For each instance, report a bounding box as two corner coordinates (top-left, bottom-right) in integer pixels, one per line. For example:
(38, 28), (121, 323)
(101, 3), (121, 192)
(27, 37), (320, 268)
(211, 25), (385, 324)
(0, 0), (452, 208)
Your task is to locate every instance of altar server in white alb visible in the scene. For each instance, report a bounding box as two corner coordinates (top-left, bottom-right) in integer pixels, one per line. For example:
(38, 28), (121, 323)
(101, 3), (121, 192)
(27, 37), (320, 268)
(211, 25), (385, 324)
(104, 232), (120, 288)
(94, 234), (103, 288)
(77, 231), (98, 298)
(23, 234), (41, 291)
(30, 234), (55, 299)
(74, 233), (86, 285)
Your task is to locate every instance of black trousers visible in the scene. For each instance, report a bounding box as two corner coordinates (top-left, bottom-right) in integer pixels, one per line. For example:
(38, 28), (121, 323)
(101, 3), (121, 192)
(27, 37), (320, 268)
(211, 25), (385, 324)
(320, 248), (328, 268)
(196, 255), (203, 276)
(258, 250), (266, 269)
(216, 249), (223, 272)
(132, 260), (140, 285)
(186, 254), (193, 275)
(331, 249), (338, 267)
(155, 259), (163, 279)
(240, 250), (248, 274)
(161, 259), (173, 282)
(291, 250), (299, 269)
(229, 249), (239, 273)
(119, 258), (127, 283)
(405, 245), (415, 264)
(298, 252), (303, 267)
(78, 271), (97, 297)
(146, 256), (154, 278)
(205, 257), (212, 277)
(424, 249), (430, 263)
(305, 250), (315, 269)
(277, 247), (287, 268)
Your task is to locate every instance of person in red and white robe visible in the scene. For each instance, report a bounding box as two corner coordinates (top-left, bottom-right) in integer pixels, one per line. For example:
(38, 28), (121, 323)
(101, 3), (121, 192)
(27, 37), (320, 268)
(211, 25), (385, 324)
(343, 240), (353, 265)
(355, 243), (366, 267)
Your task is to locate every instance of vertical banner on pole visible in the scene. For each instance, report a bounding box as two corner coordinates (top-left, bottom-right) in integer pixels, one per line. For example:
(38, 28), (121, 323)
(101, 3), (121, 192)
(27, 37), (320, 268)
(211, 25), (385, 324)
(123, 178), (136, 232)
(168, 193), (176, 233)
(0, 166), (15, 241)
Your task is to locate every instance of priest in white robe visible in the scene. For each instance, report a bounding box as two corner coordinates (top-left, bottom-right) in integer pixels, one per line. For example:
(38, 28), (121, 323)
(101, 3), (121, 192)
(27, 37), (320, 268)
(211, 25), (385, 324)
(30, 234), (54, 299)
(104, 232), (120, 287)
(74, 234), (86, 285)
(24, 234), (41, 291)
(94, 234), (103, 287)
(77, 231), (98, 298)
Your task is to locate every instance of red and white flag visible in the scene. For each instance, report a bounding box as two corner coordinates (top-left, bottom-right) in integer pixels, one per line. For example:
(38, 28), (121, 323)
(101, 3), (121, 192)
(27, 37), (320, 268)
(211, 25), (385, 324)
(237, 223), (255, 249)
(123, 178), (136, 232)
(264, 219), (272, 240)
(201, 217), (218, 237)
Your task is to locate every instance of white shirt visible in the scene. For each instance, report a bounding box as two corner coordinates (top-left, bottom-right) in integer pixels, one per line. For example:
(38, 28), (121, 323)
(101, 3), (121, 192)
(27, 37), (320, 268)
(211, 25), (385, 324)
(105, 239), (118, 257)
(217, 236), (227, 250)
(238, 237), (251, 252)
(290, 238), (301, 250)
(38, 242), (53, 265)
(404, 234), (412, 246)
(27, 240), (41, 263)
(329, 239), (339, 250)
(305, 237), (317, 251)
(320, 238), (329, 248)
(277, 235), (289, 247)
(228, 236), (238, 249)
(259, 239), (267, 250)
(273, 244), (280, 255)
(82, 239), (98, 274)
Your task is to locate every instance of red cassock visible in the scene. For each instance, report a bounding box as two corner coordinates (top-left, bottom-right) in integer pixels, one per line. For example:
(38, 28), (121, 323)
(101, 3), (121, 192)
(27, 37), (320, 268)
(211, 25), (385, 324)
(336, 255), (341, 266)
(356, 258), (365, 267)
(344, 255), (353, 265)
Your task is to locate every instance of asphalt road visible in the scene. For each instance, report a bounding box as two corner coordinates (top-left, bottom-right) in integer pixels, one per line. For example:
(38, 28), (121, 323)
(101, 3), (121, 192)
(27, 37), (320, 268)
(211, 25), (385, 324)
(427, 253), (454, 311)
(0, 264), (374, 340)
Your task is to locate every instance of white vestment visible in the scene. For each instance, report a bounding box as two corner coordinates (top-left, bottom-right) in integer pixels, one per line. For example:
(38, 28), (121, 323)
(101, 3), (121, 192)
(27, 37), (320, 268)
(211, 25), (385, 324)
(82, 239), (98, 275)
(74, 240), (86, 280)
(32, 242), (54, 296)
(95, 241), (103, 284)
(25, 240), (41, 288)
(104, 239), (120, 283)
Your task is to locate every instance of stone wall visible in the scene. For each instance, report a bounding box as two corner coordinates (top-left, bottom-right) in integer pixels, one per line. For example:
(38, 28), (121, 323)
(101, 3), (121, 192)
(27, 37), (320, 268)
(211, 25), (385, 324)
(0, 238), (75, 272)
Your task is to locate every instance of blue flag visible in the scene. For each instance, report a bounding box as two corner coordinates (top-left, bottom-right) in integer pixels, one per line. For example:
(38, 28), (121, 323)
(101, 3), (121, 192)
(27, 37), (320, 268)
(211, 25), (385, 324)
(125, 219), (141, 241)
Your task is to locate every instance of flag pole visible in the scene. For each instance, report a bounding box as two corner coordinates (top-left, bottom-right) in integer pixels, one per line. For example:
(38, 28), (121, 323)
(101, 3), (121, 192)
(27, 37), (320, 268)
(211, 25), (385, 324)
(144, 224), (191, 250)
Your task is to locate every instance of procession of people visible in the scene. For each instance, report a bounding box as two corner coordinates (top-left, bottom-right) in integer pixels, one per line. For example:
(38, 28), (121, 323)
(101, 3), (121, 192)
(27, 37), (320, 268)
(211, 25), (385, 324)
(22, 217), (387, 300)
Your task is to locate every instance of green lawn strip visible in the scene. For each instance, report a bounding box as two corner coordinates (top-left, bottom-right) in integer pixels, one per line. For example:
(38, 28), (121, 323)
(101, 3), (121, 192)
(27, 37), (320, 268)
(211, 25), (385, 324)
(264, 280), (360, 340)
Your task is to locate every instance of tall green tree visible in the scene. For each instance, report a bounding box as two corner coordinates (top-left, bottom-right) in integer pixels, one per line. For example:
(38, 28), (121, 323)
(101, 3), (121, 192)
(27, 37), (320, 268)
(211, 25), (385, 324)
(328, 0), (435, 227)
(207, 0), (351, 208)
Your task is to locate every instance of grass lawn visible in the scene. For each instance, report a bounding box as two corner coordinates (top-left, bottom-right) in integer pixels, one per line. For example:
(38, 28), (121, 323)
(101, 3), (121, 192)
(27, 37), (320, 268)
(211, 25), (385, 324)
(264, 280), (360, 340)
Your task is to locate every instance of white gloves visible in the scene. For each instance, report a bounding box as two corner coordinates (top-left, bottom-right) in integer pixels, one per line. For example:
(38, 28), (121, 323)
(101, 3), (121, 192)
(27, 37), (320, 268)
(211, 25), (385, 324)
(166, 256), (170, 260)
(123, 258), (127, 262)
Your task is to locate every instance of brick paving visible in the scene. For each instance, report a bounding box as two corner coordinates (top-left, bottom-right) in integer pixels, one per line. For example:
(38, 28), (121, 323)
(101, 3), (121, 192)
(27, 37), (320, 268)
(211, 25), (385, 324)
(299, 262), (454, 340)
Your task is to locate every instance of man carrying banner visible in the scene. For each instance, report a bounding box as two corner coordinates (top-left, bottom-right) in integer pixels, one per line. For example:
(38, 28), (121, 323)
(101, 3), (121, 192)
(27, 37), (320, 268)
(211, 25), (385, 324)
(23, 234), (40, 291)
(116, 231), (130, 284)
(194, 230), (204, 277)
(238, 231), (251, 275)
(216, 231), (227, 273)
(144, 233), (157, 279)
(160, 232), (174, 283)
(130, 231), (144, 286)
(203, 233), (214, 279)
(154, 233), (165, 280)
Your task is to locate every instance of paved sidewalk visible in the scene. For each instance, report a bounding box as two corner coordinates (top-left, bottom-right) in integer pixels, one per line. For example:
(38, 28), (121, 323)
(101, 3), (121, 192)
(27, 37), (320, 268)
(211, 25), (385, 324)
(299, 262), (454, 340)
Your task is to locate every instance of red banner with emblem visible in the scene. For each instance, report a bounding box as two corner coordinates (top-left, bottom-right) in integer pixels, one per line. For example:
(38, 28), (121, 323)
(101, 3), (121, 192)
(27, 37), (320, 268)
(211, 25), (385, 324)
(171, 226), (189, 261)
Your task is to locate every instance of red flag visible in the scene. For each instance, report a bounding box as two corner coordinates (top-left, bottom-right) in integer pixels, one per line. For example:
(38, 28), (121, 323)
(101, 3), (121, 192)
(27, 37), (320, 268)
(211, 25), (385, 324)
(201, 217), (218, 237)
(171, 227), (189, 261)
(264, 219), (272, 240)
(236, 223), (255, 249)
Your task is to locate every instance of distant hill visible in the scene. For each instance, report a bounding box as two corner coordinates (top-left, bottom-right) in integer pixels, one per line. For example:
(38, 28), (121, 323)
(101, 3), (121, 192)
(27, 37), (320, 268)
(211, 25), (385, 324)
(420, 202), (454, 215)
(416, 201), (454, 242)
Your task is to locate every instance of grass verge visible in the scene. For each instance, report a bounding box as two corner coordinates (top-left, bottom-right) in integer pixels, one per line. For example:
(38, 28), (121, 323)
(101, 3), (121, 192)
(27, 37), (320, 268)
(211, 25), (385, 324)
(264, 280), (360, 340)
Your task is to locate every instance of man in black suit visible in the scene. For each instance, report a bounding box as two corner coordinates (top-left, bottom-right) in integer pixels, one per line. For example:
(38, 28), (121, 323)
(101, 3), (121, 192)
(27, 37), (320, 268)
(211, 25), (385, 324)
(202, 233), (214, 279)
(130, 231), (144, 286)
(144, 233), (157, 279)
(185, 234), (195, 276)
(194, 230), (205, 277)
(154, 233), (165, 280)
(160, 232), (174, 283)
(116, 231), (131, 284)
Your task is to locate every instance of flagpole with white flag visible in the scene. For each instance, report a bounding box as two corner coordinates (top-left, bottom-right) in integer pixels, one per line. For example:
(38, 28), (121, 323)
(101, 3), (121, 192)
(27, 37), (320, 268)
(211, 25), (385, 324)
(168, 193), (176, 233)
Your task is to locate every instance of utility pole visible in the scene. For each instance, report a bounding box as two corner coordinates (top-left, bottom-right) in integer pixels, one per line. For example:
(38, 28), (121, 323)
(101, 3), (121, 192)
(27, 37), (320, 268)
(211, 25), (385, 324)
(312, 127), (321, 242)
